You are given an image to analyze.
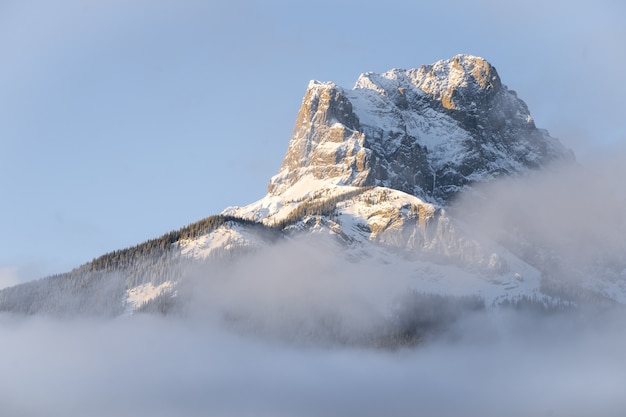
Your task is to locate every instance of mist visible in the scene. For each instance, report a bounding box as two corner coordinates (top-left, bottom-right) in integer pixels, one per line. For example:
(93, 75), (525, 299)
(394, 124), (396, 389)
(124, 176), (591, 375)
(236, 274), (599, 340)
(452, 145), (626, 294)
(2, 243), (626, 415)
(2, 303), (626, 416)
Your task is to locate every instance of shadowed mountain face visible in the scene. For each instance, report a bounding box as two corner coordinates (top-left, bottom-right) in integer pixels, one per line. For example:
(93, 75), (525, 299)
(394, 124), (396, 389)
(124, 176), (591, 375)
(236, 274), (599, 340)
(268, 54), (573, 203)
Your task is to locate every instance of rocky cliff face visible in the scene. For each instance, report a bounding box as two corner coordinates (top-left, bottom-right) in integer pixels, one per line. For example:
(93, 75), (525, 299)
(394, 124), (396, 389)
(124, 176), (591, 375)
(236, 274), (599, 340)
(268, 54), (573, 203)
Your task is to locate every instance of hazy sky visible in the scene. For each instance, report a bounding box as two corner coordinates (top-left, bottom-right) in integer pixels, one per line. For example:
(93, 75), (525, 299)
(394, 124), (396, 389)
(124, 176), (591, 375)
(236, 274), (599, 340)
(1, 0), (625, 283)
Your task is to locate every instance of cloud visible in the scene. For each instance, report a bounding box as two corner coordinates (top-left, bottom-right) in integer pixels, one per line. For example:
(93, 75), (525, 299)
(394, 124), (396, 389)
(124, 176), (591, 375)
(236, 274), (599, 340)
(0, 267), (19, 290)
(179, 236), (415, 346)
(1, 306), (625, 417)
(451, 151), (626, 287)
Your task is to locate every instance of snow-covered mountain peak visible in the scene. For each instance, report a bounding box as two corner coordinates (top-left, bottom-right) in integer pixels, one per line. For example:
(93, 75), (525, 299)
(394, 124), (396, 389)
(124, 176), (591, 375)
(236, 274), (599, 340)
(354, 54), (501, 110)
(308, 79), (337, 89)
(411, 54), (502, 108)
(2, 55), (622, 323)
(269, 55), (573, 203)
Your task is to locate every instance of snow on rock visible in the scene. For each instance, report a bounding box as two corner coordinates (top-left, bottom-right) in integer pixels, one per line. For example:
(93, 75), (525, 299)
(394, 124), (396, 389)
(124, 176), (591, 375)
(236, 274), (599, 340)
(268, 54), (573, 203)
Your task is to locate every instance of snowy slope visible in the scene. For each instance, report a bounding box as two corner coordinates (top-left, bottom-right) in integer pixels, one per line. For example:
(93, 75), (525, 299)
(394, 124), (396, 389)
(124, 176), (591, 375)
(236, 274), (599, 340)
(124, 281), (176, 315)
(223, 183), (546, 307)
(178, 222), (262, 258)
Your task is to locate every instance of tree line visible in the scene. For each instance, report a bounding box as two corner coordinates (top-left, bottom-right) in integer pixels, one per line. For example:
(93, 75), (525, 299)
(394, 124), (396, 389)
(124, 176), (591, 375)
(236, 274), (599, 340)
(87, 215), (273, 273)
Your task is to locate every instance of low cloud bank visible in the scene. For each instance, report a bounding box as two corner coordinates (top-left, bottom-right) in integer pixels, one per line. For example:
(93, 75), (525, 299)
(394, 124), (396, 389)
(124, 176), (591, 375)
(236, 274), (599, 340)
(2, 231), (626, 417)
(1, 308), (625, 417)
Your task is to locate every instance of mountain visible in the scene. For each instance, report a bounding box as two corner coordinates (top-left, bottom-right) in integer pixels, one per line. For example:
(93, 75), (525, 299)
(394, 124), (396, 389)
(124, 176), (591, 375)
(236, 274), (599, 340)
(1, 55), (616, 343)
(268, 54), (572, 203)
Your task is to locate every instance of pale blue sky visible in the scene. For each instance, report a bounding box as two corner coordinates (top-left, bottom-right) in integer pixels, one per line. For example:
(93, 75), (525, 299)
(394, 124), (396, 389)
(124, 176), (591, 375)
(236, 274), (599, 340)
(1, 0), (624, 285)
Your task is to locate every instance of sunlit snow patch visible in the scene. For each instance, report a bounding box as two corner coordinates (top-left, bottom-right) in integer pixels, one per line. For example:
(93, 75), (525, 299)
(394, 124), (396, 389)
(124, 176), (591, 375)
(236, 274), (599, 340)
(124, 281), (175, 315)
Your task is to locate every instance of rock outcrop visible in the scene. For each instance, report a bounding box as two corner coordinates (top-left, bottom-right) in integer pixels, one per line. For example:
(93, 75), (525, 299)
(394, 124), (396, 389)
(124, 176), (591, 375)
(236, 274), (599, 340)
(268, 54), (573, 203)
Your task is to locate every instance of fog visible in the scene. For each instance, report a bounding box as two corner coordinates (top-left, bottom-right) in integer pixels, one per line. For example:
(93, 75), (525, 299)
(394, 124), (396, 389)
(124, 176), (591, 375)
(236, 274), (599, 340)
(452, 147), (626, 286)
(3, 149), (626, 416)
(2, 306), (626, 416)
(2, 254), (626, 415)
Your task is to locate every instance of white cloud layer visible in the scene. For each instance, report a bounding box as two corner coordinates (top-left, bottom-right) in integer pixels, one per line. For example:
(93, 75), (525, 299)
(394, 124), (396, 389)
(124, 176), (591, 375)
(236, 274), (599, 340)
(1, 308), (625, 417)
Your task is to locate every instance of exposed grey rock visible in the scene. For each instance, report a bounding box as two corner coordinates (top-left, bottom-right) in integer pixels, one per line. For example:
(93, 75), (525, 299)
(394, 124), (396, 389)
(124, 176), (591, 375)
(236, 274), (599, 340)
(269, 54), (574, 203)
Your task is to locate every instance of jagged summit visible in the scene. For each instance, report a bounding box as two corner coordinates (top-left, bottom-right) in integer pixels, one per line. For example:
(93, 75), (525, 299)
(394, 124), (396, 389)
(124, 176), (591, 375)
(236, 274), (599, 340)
(355, 54), (502, 111)
(268, 55), (573, 202)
